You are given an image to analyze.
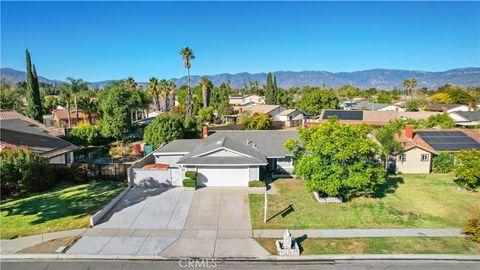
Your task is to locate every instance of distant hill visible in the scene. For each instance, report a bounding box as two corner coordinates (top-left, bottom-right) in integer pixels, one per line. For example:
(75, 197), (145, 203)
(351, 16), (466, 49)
(2, 67), (479, 90)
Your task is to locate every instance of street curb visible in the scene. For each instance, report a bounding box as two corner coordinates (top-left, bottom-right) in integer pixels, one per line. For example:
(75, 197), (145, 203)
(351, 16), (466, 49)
(2, 253), (480, 261)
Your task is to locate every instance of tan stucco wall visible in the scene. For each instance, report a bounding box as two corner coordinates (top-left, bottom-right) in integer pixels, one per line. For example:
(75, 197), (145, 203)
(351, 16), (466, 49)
(395, 147), (432, 174)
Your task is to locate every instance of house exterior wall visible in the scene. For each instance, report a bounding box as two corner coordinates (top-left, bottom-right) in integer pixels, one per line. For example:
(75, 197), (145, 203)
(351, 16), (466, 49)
(277, 156), (294, 172)
(269, 107), (287, 121)
(378, 105), (405, 112)
(395, 147), (432, 174)
(447, 106), (469, 113)
(205, 149), (243, 157)
(49, 152), (74, 164)
(244, 95), (265, 104)
(131, 168), (172, 187)
(249, 166), (260, 181)
(154, 154), (184, 165)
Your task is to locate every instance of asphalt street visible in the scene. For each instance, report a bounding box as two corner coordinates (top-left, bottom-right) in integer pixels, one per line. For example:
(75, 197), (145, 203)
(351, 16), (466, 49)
(1, 259), (480, 270)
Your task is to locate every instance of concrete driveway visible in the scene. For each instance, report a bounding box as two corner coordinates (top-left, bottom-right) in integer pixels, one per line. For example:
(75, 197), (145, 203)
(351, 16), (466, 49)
(161, 188), (268, 258)
(95, 187), (194, 229)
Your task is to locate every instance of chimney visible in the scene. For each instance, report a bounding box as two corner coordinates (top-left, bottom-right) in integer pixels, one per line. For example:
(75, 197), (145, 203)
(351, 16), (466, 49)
(442, 107), (448, 113)
(239, 107), (243, 113)
(468, 102), (473, 112)
(202, 126), (208, 140)
(405, 125), (414, 139)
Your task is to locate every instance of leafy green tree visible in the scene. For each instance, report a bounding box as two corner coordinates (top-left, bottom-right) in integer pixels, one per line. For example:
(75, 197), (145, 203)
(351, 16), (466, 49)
(147, 77), (160, 111)
(337, 85), (361, 99)
(143, 114), (185, 148)
(199, 106), (215, 123)
(240, 113), (273, 130)
(0, 80), (24, 112)
(297, 88), (338, 115)
(454, 150), (480, 190)
(0, 147), (54, 195)
(98, 83), (133, 141)
(430, 92), (454, 104)
(438, 84), (475, 104)
(432, 152), (454, 173)
(375, 123), (403, 165)
(290, 120), (386, 199)
(77, 90), (99, 124)
(426, 113), (456, 129)
(405, 100), (420, 111)
(376, 91), (394, 104)
(167, 80), (176, 111)
(265, 72), (277, 104)
(25, 50), (43, 122)
(180, 47), (195, 115)
(66, 78), (89, 124)
(183, 115), (200, 138)
(66, 123), (105, 147)
(43, 95), (61, 114)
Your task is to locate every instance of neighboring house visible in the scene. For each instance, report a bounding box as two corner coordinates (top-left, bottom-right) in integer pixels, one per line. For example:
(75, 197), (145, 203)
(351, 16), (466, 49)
(310, 110), (439, 126)
(448, 111), (480, 127)
(51, 108), (97, 127)
(130, 129), (298, 187)
(277, 109), (304, 127)
(0, 110), (78, 164)
(229, 94), (265, 106)
(392, 125), (480, 174)
(426, 104), (469, 113)
(342, 102), (405, 112)
(240, 104), (286, 121)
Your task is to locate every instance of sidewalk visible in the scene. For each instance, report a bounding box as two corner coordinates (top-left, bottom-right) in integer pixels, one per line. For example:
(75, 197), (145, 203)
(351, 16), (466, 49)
(254, 228), (463, 238)
(0, 229), (87, 255)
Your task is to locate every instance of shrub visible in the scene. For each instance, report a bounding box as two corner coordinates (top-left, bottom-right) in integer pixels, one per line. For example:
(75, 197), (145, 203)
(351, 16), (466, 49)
(66, 123), (107, 147)
(185, 171), (198, 179)
(432, 152), (454, 173)
(248, 180), (266, 187)
(426, 113), (456, 129)
(240, 113), (273, 130)
(454, 150), (480, 190)
(183, 178), (196, 188)
(463, 211), (480, 243)
(0, 147), (54, 196)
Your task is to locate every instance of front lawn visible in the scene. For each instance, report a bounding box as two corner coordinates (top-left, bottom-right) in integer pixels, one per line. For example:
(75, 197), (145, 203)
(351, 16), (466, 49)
(1, 181), (125, 239)
(256, 237), (480, 255)
(250, 174), (480, 229)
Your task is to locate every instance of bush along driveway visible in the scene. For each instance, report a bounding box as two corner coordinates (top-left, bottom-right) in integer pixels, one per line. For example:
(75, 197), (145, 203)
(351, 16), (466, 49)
(0, 181), (125, 239)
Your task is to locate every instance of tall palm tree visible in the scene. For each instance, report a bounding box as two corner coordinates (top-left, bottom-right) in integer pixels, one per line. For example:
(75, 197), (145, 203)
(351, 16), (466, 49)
(66, 78), (89, 125)
(159, 79), (168, 112)
(410, 78), (417, 100)
(167, 80), (176, 112)
(180, 47), (195, 115)
(77, 90), (98, 124)
(147, 77), (160, 111)
(125, 77), (137, 91)
(199, 76), (213, 108)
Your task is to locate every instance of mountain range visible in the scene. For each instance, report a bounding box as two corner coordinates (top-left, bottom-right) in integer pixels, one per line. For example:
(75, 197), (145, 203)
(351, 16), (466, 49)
(1, 67), (479, 90)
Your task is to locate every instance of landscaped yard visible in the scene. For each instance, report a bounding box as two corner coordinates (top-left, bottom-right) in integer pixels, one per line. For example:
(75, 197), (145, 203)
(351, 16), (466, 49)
(256, 237), (480, 255)
(250, 174), (480, 229)
(1, 181), (125, 239)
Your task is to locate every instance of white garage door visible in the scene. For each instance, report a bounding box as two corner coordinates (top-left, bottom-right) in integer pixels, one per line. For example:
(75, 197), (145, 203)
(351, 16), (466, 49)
(197, 166), (249, 187)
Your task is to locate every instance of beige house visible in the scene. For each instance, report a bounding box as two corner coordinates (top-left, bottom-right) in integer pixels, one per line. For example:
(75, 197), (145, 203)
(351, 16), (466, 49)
(229, 94), (265, 106)
(392, 126), (480, 174)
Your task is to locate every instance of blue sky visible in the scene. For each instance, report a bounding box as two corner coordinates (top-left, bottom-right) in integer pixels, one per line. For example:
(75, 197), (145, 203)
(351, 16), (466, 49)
(1, 1), (479, 82)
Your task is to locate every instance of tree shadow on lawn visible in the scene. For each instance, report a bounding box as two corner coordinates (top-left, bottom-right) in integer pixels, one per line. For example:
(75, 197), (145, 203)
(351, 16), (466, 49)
(267, 204), (294, 222)
(294, 234), (308, 254)
(374, 175), (404, 198)
(1, 181), (125, 225)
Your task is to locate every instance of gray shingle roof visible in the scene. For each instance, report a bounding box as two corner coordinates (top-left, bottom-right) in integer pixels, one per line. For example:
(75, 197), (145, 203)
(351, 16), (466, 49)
(177, 137), (267, 165)
(455, 111), (480, 122)
(205, 130), (298, 157)
(154, 139), (203, 154)
(0, 118), (78, 158)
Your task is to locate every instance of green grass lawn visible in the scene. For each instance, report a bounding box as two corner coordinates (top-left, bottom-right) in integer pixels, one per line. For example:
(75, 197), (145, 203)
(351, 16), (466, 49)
(250, 174), (480, 229)
(256, 237), (480, 255)
(0, 181), (125, 239)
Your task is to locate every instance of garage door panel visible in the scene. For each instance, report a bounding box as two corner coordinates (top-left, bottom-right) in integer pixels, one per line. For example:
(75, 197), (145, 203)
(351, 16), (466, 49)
(197, 166), (248, 187)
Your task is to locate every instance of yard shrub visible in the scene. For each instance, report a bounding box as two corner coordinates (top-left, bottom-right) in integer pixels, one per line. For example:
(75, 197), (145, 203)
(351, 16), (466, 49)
(66, 123), (107, 147)
(463, 211), (480, 243)
(0, 147), (54, 196)
(432, 152), (454, 173)
(454, 150), (480, 190)
(185, 171), (198, 179)
(183, 178), (196, 188)
(248, 180), (266, 187)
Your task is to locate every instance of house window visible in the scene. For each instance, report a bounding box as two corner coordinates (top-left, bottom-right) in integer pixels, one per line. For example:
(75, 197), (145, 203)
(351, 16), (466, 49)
(398, 154), (406, 162)
(421, 154), (430, 162)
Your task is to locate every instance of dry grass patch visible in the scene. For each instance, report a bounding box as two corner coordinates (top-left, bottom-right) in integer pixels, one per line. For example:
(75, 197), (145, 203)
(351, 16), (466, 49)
(18, 236), (81, 254)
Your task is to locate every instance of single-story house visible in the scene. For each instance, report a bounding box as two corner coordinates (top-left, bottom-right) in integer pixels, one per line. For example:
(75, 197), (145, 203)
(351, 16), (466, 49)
(448, 111), (480, 127)
(49, 108), (98, 127)
(131, 129), (298, 187)
(342, 102), (405, 112)
(0, 110), (78, 164)
(392, 126), (480, 174)
(229, 94), (265, 106)
(240, 104), (286, 121)
(277, 109), (304, 127)
(426, 104), (470, 113)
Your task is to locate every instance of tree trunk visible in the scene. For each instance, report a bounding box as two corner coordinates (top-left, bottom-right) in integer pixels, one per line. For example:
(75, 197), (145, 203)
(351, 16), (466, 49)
(88, 113), (92, 125)
(66, 102), (71, 129)
(74, 95), (78, 126)
(186, 68), (192, 115)
(203, 89), (208, 108)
